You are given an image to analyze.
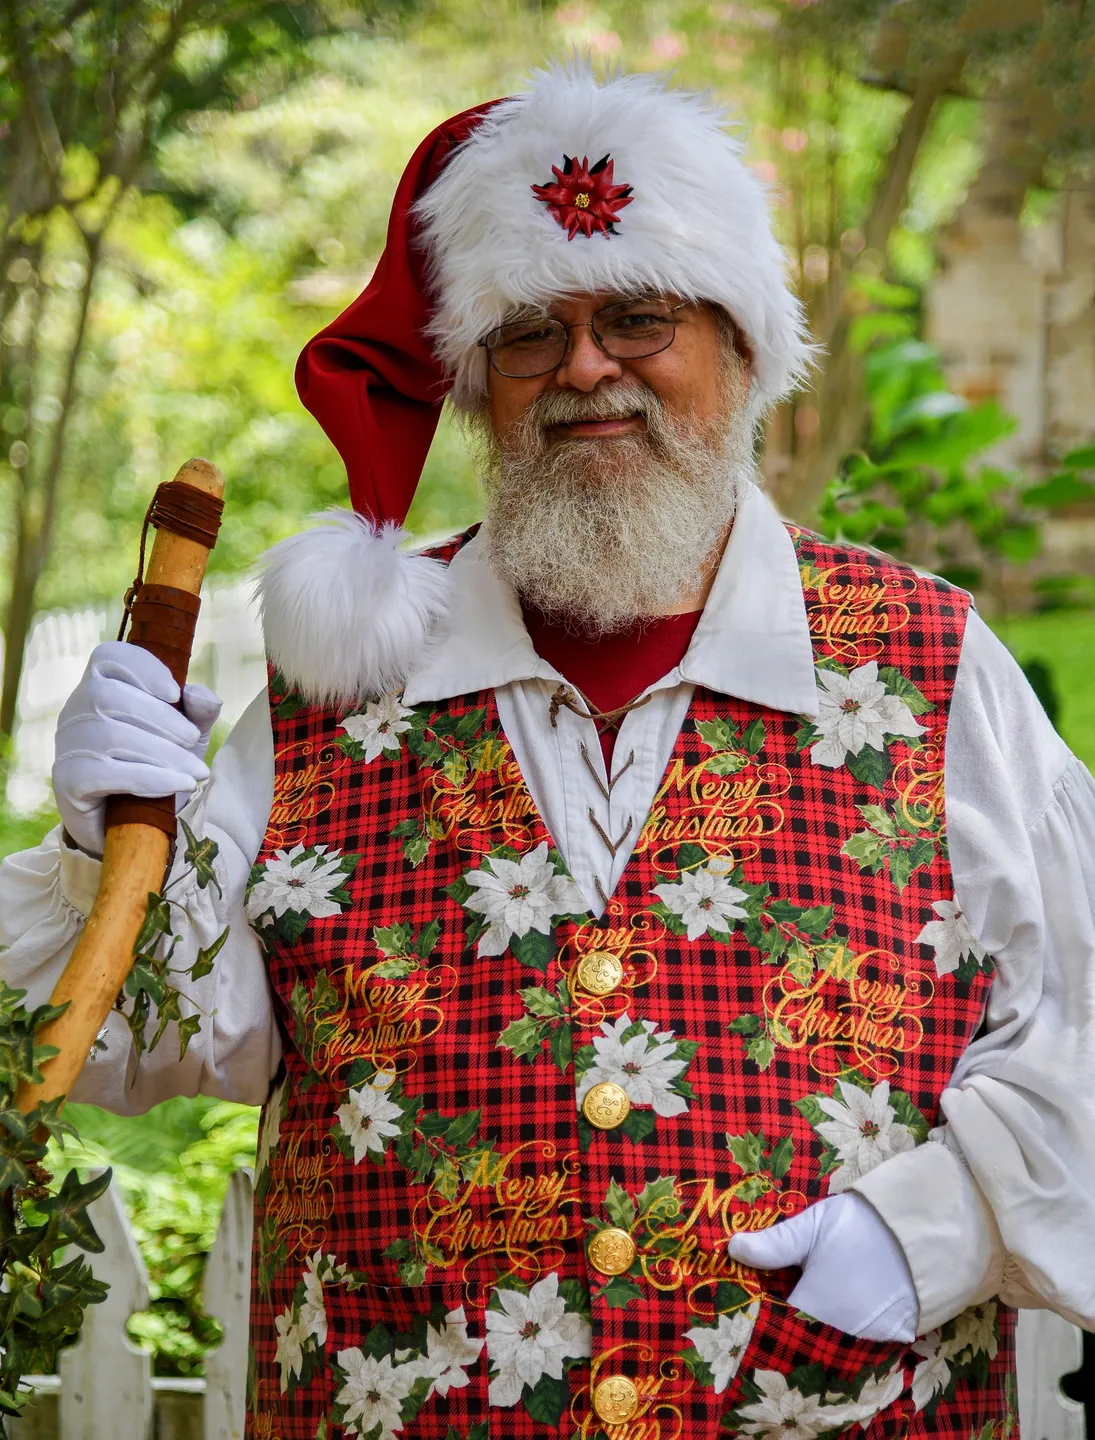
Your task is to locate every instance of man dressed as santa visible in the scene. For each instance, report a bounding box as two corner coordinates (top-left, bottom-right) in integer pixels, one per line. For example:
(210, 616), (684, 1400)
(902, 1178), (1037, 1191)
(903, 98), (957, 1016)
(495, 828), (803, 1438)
(3, 63), (1094, 1440)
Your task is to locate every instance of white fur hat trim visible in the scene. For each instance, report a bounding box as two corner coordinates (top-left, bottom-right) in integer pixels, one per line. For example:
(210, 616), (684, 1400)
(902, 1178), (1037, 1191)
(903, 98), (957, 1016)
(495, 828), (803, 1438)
(256, 511), (451, 707)
(415, 61), (813, 415)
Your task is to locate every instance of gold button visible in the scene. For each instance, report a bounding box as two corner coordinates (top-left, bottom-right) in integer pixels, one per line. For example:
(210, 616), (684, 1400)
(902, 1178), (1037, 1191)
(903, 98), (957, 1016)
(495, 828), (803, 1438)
(589, 1227), (636, 1276)
(593, 1374), (639, 1424)
(582, 1081), (630, 1130)
(576, 950), (624, 996)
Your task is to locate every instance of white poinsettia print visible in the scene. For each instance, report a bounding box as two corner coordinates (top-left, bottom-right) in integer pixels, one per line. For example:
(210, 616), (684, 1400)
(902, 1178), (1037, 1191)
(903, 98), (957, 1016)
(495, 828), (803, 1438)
(419, 1306), (484, 1398)
(246, 844), (347, 923)
(737, 1369), (851, 1440)
(814, 1078), (916, 1191)
(464, 842), (586, 958)
(256, 1075), (286, 1181)
(685, 1302), (760, 1393)
(911, 1331), (952, 1411)
(576, 1013), (691, 1118)
(335, 1348), (417, 1439)
(485, 1272), (591, 1408)
(299, 1251), (329, 1346)
(274, 1307), (308, 1391)
(949, 1301), (999, 1362)
(810, 662), (925, 768)
(341, 694), (414, 763)
(336, 1078), (404, 1163)
(653, 857), (749, 941)
(916, 899), (988, 977)
(822, 1365), (906, 1430)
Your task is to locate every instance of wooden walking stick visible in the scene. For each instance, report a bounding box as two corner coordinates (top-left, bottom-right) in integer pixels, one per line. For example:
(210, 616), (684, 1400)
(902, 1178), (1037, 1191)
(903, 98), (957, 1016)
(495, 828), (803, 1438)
(16, 458), (225, 1113)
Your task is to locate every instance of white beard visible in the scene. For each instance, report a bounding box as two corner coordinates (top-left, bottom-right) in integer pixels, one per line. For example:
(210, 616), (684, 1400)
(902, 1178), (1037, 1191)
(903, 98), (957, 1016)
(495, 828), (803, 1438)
(476, 379), (756, 636)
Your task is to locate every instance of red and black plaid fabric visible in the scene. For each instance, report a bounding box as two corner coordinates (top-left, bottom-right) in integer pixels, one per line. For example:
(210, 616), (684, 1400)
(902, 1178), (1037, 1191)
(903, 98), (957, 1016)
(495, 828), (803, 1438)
(247, 528), (1016, 1440)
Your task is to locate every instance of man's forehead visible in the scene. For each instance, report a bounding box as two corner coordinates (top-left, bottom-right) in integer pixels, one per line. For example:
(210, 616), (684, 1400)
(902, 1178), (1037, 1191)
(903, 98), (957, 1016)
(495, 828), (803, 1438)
(501, 289), (669, 322)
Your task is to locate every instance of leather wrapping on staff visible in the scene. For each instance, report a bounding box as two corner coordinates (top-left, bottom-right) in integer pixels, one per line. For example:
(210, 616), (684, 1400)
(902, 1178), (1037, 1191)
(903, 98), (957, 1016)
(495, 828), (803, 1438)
(127, 583), (201, 689)
(104, 792), (177, 836)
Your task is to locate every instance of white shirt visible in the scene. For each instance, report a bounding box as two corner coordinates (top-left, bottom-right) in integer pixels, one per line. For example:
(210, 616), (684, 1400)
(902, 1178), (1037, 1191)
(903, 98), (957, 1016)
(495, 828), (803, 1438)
(3, 484), (1094, 1334)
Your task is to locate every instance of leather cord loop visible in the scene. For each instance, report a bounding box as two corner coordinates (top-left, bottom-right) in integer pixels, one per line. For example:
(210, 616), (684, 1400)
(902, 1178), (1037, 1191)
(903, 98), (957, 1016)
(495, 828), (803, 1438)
(117, 480), (223, 643)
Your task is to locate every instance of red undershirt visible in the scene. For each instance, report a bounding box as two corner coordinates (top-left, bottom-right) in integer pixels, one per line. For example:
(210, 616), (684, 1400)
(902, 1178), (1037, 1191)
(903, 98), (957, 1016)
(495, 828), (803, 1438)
(521, 605), (704, 771)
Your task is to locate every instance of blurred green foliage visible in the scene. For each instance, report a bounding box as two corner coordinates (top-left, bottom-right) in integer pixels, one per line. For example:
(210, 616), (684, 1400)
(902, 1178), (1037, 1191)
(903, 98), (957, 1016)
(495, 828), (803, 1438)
(49, 1098), (259, 1376)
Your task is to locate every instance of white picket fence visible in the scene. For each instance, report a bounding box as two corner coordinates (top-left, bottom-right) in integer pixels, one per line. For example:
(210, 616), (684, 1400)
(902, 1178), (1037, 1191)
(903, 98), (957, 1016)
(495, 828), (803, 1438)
(6, 582), (267, 814)
(7, 1165), (1088, 1440)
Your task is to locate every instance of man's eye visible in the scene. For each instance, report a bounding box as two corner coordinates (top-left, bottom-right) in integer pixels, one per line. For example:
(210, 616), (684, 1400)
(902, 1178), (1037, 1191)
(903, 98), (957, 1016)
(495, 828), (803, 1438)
(501, 324), (557, 347)
(603, 311), (668, 333)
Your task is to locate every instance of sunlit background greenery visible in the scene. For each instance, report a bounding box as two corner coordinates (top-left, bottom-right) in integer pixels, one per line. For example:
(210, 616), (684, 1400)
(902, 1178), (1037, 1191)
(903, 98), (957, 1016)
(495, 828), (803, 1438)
(3, 0), (1094, 1373)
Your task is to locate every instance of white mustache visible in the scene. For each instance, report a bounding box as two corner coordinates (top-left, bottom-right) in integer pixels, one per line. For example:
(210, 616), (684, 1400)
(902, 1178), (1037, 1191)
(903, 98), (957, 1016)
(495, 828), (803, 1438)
(524, 383), (663, 432)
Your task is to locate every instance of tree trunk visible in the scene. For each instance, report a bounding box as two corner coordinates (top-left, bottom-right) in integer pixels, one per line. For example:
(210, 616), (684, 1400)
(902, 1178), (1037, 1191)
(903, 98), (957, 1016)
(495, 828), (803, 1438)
(0, 232), (101, 761)
(768, 50), (967, 522)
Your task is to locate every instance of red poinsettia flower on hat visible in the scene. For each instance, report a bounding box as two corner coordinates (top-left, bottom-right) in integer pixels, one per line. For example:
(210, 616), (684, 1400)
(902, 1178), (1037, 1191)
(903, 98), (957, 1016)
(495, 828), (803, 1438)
(531, 153), (634, 240)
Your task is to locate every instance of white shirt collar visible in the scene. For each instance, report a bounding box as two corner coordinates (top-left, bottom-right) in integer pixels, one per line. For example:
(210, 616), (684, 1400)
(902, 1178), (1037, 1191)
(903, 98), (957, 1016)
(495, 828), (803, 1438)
(402, 483), (819, 719)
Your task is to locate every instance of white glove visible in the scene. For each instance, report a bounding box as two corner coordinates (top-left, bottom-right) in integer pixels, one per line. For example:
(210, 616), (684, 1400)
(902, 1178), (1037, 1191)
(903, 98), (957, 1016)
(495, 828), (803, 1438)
(727, 1192), (919, 1342)
(52, 641), (222, 857)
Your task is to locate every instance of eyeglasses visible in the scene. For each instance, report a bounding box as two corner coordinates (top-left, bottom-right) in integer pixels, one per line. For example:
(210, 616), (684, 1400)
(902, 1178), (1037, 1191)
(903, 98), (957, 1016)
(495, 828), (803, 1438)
(478, 297), (690, 379)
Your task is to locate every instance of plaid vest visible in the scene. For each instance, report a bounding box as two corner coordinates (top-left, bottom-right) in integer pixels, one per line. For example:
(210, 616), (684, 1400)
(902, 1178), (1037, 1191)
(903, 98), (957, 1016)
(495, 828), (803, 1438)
(245, 527), (1016, 1440)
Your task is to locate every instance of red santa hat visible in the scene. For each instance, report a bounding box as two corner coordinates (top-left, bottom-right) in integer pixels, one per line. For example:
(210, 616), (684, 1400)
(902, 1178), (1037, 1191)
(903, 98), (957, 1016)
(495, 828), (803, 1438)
(259, 62), (810, 707)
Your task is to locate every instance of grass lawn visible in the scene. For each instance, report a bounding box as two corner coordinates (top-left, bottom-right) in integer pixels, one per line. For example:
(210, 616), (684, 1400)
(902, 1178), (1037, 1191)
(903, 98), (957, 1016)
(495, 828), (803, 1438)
(991, 610), (1095, 772)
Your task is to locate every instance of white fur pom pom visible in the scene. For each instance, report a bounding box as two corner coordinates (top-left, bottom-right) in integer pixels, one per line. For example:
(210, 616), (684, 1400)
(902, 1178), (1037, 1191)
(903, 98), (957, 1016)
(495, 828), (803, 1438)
(256, 511), (452, 708)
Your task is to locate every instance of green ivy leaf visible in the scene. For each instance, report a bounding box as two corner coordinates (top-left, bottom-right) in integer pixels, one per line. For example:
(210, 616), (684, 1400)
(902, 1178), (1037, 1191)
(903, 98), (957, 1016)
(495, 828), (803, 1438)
(38, 1168), (112, 1253)
(189, 926), (229, 981)
(133, 893), (172, 957)
(179, 818), (222, 895)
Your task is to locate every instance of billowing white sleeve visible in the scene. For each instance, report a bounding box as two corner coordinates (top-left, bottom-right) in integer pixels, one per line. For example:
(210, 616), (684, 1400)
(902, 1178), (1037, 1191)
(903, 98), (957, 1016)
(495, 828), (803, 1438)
(0, 689), (281, 1112)
(852, 609), (1095, 1331)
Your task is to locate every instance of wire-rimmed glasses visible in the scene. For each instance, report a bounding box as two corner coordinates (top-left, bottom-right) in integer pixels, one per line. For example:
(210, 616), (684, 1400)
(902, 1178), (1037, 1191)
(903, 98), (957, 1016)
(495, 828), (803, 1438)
(478, 296), (690, 379)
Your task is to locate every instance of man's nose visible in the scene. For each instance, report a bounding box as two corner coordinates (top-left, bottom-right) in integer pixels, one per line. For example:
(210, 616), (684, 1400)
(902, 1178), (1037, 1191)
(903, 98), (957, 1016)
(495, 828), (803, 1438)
(553, 324), (624, 392)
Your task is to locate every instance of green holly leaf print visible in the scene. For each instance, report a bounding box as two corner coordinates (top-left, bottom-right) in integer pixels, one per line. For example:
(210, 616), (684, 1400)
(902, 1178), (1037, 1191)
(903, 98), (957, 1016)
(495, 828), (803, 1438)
(745, 1032), (776, 1069)
(888, 848), (915, 892)
(598, 1274), (644, 1309)
(391, 816), (431, 867)
(637, 1176), (680, 1222)
(521, 985), (565, 1018)
(795, 904), (835, 937)
(785, 939), (815, 986)
(675, 842), (709, 873)
(878, 666), (934, 716)
(728, 1014), (761, 1037)
(523, 1372), (570, 1426)
(605, 1179), (637, 1230)
(374, 922), (414, 956)
(857, 803), (899, 838)
(706, 751), (748, 776)
(511, 928), (555, 971)
(696, 717), (738, 750)
(734, 1174), (770, 1203)
(620, 1109), (658, 1143)
(549, 1024), (572, 1073)
(845, 745), (891, 792)
(767, 1134), (794, 1180)
(742, 717), (766, 754)
(383, 1237), (413, 1259)
(726, 1132), (766, 1174)
(842, 830), (888, 873)
(890, 1089), (930, 1143)
(497, 1014), (547, 1060)
(443, 1110), (482, 1147)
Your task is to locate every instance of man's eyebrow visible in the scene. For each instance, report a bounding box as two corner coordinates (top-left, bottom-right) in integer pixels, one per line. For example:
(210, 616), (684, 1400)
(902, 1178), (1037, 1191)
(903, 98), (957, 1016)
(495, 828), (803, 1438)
(500, 303), (552, 324)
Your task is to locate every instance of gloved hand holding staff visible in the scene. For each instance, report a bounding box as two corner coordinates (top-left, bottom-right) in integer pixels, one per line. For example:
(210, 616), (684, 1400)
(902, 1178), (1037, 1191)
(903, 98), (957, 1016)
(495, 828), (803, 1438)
(15, 457), (224, 1114)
